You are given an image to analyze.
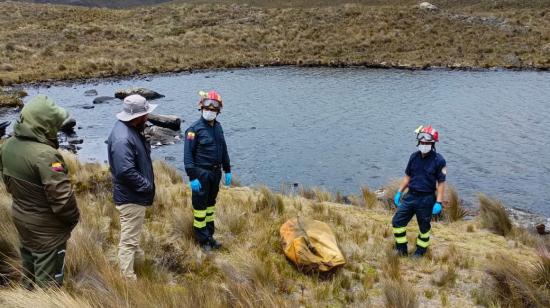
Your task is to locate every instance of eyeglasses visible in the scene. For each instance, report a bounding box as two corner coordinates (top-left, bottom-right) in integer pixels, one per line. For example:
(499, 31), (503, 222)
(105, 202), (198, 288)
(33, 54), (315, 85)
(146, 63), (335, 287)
(417, 132), (434, 142)
(202, 99), (221, 108)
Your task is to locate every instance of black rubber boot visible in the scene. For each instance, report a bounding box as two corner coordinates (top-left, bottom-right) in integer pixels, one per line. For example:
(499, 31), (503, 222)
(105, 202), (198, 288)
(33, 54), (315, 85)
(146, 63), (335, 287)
(209, 237), (222, 250)
(412, 247), (427, 258)
(199, 241), (213, 252)
(395, 243), (408, 256)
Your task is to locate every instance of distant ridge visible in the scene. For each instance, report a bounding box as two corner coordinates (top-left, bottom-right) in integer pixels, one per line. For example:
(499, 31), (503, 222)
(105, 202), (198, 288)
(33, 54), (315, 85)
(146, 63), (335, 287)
(15, 0), (173, 8)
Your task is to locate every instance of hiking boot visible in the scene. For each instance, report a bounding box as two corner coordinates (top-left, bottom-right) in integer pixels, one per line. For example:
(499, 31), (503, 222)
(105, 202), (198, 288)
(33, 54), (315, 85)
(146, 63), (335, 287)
(209, 238), (222, 250)
(395, 243), (408, 257)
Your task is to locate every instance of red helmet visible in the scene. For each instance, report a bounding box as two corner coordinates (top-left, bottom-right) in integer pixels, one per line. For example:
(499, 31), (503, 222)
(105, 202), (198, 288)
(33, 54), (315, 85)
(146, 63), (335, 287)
(198, 90), (223, 109)
(415, 125), (439, 142)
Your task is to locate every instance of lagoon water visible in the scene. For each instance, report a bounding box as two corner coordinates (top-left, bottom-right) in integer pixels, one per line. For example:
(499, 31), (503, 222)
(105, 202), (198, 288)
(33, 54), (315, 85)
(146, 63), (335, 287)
(2, 67), (549, 216)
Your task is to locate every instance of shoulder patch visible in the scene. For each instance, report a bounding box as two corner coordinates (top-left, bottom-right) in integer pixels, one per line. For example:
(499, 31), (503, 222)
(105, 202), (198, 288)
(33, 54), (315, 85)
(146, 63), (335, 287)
(51, 162), (65, 172)
(441, 167), (447, 175)
(186, 132), (196, 140)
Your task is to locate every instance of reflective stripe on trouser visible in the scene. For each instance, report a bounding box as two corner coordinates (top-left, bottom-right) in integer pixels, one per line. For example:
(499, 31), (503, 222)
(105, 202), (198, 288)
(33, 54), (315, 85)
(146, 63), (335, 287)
(193, 209), (207, 228)
(393, 226), (407, 244)
(391, 192), (436, 248)
(205, 206), (215, 223)
(416, 230), (430, 248)
(191, 168), (222, 244)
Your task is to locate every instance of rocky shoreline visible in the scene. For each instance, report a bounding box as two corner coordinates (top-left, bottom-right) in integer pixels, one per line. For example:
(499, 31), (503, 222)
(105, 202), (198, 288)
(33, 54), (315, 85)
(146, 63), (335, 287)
(3, 63), (549, 90)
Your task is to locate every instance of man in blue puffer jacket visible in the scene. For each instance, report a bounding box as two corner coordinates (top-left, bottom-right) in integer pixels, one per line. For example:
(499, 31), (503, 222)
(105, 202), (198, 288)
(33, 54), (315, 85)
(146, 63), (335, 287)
(107, 94), (157, 280)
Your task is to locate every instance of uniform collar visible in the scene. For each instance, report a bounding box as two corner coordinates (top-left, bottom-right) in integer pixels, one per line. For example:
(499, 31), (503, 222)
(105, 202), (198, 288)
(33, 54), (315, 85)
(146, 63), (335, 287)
(419, 150), (435, 159)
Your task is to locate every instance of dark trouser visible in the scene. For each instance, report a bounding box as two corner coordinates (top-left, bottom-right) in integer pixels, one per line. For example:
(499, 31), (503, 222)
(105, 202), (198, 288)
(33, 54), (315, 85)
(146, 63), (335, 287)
(192, 168), (222, 244)
(20, 243), (67, 289)
(392, 192), (435, 253)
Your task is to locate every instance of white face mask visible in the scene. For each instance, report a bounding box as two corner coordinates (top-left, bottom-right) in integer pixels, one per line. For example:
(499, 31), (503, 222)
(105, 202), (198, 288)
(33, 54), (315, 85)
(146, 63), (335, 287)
(418, 144), (432, 154)
(202, 110), (218, 121)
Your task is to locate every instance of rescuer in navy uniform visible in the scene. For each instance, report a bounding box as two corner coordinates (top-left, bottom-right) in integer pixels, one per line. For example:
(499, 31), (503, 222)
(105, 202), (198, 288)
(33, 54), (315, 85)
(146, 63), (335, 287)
(392, 125), (447, 258)
(184, 90), (231, 251)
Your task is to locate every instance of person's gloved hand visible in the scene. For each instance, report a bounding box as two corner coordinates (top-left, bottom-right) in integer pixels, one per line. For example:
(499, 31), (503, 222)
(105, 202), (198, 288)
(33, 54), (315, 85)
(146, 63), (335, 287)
(432, 202), (442, 215)
(190, 179), (202, 192)
(393, 191), (402, 207)
(225, 173), (232, 186)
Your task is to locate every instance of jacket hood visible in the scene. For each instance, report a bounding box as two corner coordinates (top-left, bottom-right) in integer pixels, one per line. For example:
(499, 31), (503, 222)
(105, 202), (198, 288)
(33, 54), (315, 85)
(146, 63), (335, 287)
(14, 95), (68, 145)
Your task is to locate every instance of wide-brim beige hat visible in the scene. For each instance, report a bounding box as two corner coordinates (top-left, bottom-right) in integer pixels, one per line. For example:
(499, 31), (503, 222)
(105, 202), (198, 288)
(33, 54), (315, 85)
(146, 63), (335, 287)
(116, 94), (157, 122)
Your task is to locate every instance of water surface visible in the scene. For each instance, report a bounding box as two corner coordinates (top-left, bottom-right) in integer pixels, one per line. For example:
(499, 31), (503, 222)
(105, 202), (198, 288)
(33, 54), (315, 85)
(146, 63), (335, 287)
(2, 67), (549, 216)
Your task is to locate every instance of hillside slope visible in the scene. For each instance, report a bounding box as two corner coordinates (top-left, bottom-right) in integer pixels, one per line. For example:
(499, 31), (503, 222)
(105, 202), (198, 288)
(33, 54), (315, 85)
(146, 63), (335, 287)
(1, 1), (549, 85)
(0, 154), (548, 307)
(12, 0), (172, 8)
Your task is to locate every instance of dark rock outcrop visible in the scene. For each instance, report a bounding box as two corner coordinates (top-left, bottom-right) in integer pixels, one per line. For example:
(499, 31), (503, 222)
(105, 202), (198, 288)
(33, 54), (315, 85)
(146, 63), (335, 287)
(93, 96), (118, 104)
(84, 89), (98, 96)
(114, 88), (164, 100)
(147, 114), (182, 131)
(144, 125), (181, 146)
(0, 121), (10, 138)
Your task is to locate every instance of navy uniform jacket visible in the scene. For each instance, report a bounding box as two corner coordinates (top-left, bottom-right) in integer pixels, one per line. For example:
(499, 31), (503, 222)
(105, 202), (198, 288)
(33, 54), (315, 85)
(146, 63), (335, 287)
(405, 150), (446, 193)
(184, 118), (230, 180)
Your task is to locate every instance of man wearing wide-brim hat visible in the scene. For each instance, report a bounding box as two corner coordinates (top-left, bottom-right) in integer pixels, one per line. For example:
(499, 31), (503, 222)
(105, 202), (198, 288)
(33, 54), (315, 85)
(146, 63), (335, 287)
(107, 94), (157, 280)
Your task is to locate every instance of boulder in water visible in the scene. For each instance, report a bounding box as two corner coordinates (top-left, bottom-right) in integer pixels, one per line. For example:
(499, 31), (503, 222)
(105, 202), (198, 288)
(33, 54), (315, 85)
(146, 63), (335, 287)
(60, 118), (77, 134)
(93, 96), (118, 104)
(418, 2), (438, 11)
(115, 88), (165, 100)
(147, 114), (182, 131)
(84, 89), (98, 96)
(144, 126), (181, 146)
(0, 121), (10, 138)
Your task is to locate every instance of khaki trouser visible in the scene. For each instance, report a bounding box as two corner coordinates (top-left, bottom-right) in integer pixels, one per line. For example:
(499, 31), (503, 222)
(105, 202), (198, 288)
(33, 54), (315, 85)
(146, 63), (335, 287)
(117, 203), (146, 280)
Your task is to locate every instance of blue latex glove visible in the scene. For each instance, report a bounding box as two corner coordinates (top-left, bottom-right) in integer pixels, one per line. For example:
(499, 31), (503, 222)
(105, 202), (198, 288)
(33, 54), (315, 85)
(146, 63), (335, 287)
(190, 179), (202, 192)
(393, 191), (402, 207)
(225, 173), (232, 186)
(432, 202), (442, 215)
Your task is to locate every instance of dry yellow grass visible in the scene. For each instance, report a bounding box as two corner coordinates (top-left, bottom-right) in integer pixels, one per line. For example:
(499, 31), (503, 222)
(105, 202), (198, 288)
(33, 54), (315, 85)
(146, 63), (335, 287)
(0, 153), (548, 307)
(0, 1), (549, 86)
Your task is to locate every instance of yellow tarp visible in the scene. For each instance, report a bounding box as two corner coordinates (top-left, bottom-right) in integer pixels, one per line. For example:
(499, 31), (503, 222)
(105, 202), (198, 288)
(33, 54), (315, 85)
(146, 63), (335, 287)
(280, 217), (346, 272)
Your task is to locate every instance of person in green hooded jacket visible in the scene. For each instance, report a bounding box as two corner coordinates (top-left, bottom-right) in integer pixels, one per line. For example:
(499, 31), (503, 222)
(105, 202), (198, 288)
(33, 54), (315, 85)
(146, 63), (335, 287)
(0, 95), (80, 289)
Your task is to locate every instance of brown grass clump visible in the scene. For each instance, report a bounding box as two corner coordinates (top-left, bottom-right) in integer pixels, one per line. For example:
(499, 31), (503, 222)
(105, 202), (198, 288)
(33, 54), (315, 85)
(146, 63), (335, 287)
(476, 255), (550, 307)
(442, 185), (468, 222)
(533, 249), (550, 289)
(361, 185), (379, 209)
(382, 245), (402, 281)
(383, 280), (418, 308)
(478, 193), (512, 236)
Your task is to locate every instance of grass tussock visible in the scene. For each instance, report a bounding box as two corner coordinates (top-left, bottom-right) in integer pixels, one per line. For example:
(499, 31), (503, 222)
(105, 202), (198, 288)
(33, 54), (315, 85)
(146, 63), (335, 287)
(383, 280), (418, 308)
(361, 185), (379, 209)
(0, 153), (547, 306)
(442, 185), (468, 222)
(478, 193), (512, 236)
(476, 255), (550, 307)
(1, 1), (550, 85)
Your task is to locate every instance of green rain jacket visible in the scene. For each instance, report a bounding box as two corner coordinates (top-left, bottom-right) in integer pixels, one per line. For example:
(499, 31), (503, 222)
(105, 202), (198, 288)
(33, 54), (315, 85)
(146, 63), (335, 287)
(0, 95), (80, 252)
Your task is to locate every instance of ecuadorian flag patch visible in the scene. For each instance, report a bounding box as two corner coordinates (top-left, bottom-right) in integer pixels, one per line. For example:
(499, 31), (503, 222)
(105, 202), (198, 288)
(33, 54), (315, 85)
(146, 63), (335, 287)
(51, 162), (64, 172)
(186, 132), (195, 140)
